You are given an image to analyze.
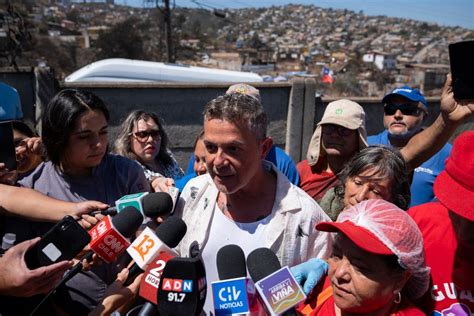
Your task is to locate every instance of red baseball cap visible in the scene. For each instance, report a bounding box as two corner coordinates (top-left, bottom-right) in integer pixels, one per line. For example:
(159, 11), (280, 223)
(316, 220), (393, 255)
(434, 131), (474, 220)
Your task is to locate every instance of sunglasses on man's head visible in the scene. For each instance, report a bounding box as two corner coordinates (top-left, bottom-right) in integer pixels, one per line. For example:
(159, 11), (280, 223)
(131, 130), (161, 142)
(383, 103), (423, 116)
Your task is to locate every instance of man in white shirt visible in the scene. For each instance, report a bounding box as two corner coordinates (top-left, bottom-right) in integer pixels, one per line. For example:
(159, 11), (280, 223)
(175, 93), (332, 314)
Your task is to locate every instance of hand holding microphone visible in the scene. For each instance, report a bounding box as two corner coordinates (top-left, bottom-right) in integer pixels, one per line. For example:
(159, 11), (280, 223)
(57, 206), (144, 288)
(27, 207), (145, 315)
(89, 268), (143, 316)
(89, 192), (174, 220)
(59, 194), (174, 290)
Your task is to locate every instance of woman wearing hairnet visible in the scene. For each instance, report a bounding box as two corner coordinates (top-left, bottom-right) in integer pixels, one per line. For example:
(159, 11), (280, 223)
(294, 199), (430, 315)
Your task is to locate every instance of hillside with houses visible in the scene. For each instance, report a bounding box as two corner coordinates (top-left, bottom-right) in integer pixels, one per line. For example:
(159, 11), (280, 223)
(1, 0), (471, 96)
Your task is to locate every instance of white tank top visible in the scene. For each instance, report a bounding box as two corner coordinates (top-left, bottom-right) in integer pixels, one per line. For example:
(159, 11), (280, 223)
(201, 204), (271, 315)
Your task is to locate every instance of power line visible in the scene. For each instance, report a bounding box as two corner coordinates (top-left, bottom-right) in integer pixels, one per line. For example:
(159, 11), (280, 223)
(190, 0), (215, 10)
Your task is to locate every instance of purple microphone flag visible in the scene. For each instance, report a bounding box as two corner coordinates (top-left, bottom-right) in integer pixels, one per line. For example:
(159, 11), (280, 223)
(254, 266), (306, 315)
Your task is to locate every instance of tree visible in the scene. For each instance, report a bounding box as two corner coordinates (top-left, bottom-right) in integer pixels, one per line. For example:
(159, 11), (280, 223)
(95, 17), (148, 60)
(65, 9), (83, 24)
(246, 32), (264, 50)
(0, 4), (31, 68)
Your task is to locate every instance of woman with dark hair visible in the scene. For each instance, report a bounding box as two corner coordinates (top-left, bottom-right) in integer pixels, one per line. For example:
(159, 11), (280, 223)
(15, 89), (149, 314)
(319, 145), (411, 221)
(114, 110), (183, 188)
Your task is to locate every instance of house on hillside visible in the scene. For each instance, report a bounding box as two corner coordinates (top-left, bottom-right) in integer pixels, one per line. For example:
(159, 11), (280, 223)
(363, 51), (396, 70)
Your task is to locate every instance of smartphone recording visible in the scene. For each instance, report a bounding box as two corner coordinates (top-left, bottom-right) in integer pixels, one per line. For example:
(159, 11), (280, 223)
(449, 40), (474, 100)
(0, 121), (17, 171)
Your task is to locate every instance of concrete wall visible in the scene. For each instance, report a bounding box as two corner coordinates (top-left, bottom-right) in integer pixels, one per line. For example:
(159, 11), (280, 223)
(60, 81), (292, 167)
(2, 67), (472, 169)
(0, 67), (37, 128)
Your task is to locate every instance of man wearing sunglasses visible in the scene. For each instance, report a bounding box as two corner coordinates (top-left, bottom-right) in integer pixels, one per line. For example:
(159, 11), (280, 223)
(368, 86), (452, 207)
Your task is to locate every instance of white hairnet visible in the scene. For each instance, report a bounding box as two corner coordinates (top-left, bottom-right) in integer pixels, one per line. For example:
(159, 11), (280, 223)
(337, 199), (431, 300)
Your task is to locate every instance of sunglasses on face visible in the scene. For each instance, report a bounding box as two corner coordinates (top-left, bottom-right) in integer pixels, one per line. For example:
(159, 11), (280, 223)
(383, 103), (423, 116)
(131, 130), (161, 142)
(322, 124), (354, 137)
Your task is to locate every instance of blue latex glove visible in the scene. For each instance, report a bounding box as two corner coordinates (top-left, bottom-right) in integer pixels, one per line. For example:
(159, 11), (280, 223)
(290, 258), (328, 295)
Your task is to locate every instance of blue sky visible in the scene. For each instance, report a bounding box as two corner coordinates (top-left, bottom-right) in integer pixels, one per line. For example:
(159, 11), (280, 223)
(112, 0), (473, 29)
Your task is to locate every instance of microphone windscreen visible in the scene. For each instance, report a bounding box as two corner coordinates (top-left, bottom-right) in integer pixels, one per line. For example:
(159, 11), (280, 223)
(143, 192), (174, 218)
(111, 205), (143, 238)
(155, 216), (187, 248)
(157, 257), (207, 316)
(216, 244), (246, 280)
(247, 248), (281, 282)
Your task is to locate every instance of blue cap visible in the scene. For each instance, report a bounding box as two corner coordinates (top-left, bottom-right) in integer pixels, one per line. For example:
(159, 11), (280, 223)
(382, 86), (428, 107)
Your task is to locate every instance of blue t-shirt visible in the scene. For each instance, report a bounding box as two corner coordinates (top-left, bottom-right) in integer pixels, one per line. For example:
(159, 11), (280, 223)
(368, 130), (452, 207)
(12, 154), (150, 313)
(0, 82), (23, 121)
(180, 145), (300, 191)
(175, 171), (196, 191)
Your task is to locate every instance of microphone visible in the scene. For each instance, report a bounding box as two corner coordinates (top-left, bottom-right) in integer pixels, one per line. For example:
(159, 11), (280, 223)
(140, 191), (174, 219)
(212, 244), (261, 315)
(247, 248), (306, 316)
(125, 216), (187, 285)
(157, 256), (207, 316)
(58, 206), (143, 287)
(91, 207), (118, 216)
(137, 251), (175, 316)
(90, 192), (174, 221)
(88, 206), (143, 263)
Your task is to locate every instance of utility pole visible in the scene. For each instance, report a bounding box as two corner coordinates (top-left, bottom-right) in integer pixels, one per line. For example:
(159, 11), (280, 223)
(163, 0), (174, 63)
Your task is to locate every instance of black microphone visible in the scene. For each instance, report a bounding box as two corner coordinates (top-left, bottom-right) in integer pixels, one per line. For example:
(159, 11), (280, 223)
(212, 244), (263, 315)
(90, 192), (173, 219)
(217, 244), (247, 280)
(142, 192), (174, 218)
(91, 207), (118, 216)
(247, 248), (281, 282)
(247, 248), (305, 316)
(124, 216), (187, 285)
(157, 256), (207, 316)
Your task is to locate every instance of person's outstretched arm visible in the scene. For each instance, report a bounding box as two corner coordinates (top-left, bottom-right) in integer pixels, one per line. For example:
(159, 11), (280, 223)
(401, 74), (474, 170)
(0, 184), (108, 222)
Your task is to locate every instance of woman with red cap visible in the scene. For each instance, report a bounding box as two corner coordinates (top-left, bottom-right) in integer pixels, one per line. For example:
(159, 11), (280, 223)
(296, 199), (430, 315)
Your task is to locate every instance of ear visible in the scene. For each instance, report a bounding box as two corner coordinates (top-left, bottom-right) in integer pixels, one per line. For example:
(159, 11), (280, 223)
(392, 270), (411, 295)
(259, 137), (273, 160)
(420, 105), (428, 121)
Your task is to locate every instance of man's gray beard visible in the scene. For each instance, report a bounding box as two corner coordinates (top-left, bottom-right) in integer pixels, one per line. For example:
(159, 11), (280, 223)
(388, 129), (418, 143)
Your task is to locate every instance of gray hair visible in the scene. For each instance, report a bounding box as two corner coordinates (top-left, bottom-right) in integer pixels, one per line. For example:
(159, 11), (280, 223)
(114, 110), (173, 166)
(335, 145), (411, 210)
(203, 93), (267, 140)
